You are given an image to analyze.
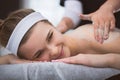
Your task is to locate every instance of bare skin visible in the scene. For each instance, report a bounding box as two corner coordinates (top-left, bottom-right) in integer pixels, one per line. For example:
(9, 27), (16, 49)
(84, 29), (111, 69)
(80, 0), (120, 43)
(55, 24), (120, 69)
(63, 24), (120, 55)
(1, 23), (120, 69)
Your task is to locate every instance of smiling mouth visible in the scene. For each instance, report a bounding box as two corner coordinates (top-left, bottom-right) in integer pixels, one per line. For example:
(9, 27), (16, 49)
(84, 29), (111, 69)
(55, 45), (64, 59)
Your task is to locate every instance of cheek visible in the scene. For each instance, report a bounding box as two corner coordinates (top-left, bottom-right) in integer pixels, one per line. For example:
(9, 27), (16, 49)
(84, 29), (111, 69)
(19, 51), (34, 60)
(54, 34), (64, 44)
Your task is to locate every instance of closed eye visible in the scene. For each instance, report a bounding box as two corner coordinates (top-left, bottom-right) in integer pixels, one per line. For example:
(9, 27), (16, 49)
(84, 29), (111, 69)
(36, 51), (42, 58)
(48, 30), (53, 42)
(33, 50), (42, 59)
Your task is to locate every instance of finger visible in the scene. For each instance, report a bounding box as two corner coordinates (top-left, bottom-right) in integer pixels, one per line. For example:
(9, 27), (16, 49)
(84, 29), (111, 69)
(53, 54), (91, 65)
(80, 14), (91, 21)
(98, 25), (104, 44)
(104, 22), (110, 40)
(52, 57), (77, 64)
(93, 22), (99, 42)
(110, 20), (115, 30)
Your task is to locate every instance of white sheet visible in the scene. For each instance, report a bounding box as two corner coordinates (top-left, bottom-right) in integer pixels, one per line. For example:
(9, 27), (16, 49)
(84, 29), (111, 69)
(0, 62), (120, 80)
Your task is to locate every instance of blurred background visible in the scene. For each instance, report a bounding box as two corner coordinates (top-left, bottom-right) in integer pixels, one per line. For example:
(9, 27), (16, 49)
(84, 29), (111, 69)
(0, 0), (20, 19)
(0, 0), (120, 27)
(0, 0), (64, 26)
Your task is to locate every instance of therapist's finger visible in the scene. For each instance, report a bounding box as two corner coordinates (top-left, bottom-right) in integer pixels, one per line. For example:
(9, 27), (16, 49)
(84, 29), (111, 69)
(93, 22), (99, 42)
(110, 20), (115, 30)
(98, 25), (104, 44)
(104, 22), (110, 40)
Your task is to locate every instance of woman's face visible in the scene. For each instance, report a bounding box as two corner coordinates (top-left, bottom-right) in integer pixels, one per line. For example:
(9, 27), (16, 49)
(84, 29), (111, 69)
(19, 21), (71, 61)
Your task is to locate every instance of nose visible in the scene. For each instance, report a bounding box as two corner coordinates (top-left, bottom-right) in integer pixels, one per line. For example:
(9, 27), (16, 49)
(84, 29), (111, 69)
(47, 45), (58, 59)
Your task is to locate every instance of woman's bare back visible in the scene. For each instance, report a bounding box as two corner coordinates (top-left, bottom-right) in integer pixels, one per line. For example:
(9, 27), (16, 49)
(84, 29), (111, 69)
(66, 24), (120, 54)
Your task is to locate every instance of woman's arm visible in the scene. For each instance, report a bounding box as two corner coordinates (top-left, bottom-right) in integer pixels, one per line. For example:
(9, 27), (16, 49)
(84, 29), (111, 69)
(54, 53), (120, 69)
(0, 54), (34, 64)
(0, 45), (34, 64)
(0, 55), (10, 64)
(0, 54), (20, 64)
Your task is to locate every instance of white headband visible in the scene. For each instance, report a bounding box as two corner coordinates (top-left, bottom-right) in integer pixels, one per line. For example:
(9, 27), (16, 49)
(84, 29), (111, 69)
(6, 12), (46, 56)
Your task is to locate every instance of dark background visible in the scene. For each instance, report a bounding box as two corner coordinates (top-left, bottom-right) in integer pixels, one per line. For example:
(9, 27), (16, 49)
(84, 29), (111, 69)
(0, 0), (20, 19)
(60, 0), (120, 28)
(0, 0), (120, 28)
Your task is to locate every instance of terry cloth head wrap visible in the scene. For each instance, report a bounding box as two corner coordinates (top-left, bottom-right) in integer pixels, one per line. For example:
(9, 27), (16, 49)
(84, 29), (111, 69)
(6, 12), (47, 56)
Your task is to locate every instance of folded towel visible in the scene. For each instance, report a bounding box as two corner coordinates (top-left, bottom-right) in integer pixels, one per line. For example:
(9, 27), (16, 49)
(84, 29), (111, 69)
(0, 62), (120, 80)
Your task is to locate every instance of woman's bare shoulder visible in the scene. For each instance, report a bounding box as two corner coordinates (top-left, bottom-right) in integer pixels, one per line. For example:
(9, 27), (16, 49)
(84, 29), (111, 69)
(78, 24), (120, 31)
(74, 24), (94, 35)
(77, 24), (93, 29)
(75, 24), (120, 43)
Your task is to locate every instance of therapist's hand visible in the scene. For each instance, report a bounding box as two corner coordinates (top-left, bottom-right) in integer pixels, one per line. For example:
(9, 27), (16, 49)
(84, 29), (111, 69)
(54, 53), (120, 69)
(80, 8), (115, 44)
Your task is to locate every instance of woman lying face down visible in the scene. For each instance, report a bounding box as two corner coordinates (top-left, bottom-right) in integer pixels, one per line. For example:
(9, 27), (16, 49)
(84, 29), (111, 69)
(18, 20), (71, 61)
(0, 9), (120, 69)
(18, 20), (120, 61)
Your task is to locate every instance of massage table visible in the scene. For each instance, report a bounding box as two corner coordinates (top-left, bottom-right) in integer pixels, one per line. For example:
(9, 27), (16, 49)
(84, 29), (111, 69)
(0, 62), (120, 80)
(0, 45), (120, 80)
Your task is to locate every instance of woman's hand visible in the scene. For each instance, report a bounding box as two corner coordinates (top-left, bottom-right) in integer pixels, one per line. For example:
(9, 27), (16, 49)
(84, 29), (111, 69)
(53, 53), (120, 69)
(80, 8), (115, 44)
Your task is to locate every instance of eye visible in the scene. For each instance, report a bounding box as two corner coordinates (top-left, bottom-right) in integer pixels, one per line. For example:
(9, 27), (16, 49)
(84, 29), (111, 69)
(48, 31), (53, 42)
(36, 51), (42, 58)
(34, 50), (42, 59)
